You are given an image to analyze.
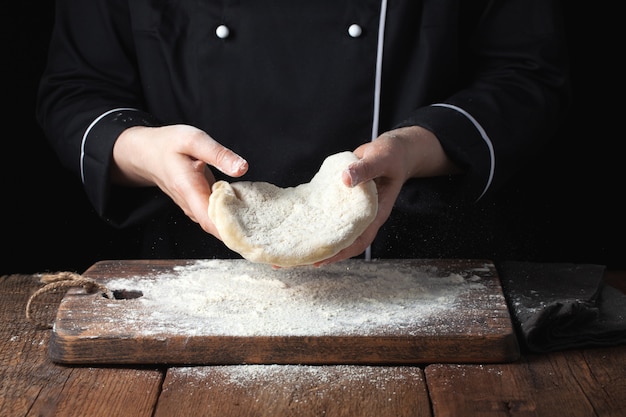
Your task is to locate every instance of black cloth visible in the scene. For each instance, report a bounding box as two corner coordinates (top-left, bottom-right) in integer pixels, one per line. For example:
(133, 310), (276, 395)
(498, 261), (626, 353)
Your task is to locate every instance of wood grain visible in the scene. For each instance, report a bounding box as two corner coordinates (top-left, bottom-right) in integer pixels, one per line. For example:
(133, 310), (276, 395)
(0, 274), (163, 417)
(2, 271), (625, 417)
(48, 259), (519, 365)
(154, 365), (431, 417)
(425, 346), (626, 417)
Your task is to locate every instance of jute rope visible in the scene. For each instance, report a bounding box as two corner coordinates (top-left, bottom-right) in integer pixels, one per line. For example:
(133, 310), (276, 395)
(26, 271), (114, 329)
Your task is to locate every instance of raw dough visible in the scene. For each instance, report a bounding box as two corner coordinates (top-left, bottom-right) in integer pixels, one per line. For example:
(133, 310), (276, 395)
(208, 151), (378, 267)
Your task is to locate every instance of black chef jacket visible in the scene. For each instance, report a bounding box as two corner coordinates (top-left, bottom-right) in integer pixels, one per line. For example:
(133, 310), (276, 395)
(36, 0), (570, 260)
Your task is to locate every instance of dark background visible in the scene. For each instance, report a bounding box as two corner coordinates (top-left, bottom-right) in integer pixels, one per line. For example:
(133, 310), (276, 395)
(1, 3), (623, 274)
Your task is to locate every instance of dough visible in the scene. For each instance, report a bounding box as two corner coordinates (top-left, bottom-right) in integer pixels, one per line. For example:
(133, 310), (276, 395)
(208, 151), (378, 267)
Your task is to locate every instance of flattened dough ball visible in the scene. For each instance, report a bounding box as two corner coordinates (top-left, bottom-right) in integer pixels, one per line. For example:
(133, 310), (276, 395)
(208, 151), (378, 267)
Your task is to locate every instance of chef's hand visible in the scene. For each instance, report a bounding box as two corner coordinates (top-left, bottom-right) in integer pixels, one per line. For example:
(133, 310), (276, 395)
(111, 124), (248, 237)
(314, 125), (461, 266)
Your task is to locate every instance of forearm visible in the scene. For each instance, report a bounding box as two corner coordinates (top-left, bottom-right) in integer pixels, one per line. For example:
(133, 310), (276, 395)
(383, 126), (462, 181)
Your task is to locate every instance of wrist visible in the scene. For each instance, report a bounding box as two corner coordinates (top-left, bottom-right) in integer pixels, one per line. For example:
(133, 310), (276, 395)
(386, 126), (462, 179)
(111, 126), (154, 186)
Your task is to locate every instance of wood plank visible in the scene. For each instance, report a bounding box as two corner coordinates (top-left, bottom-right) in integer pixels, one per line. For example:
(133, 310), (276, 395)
(48, 259), (519, 365)
(154, 365), (431, 417)
(0, 274), (164, 417)
(424, 345), (626, 417)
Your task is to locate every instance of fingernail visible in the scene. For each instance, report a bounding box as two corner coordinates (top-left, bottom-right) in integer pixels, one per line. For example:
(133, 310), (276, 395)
(233, 158), (248, 175)
(342, 168), (357, 187)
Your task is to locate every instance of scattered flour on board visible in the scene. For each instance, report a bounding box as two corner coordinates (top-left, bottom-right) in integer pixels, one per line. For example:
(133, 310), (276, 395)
(102, 259), (489, 337)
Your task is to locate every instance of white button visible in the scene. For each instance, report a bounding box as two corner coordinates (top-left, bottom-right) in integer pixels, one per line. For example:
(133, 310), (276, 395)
(216, 25), (230, 39)
(348, 24), (362, 38)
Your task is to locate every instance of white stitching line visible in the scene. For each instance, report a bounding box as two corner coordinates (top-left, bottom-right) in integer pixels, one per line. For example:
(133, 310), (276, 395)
(80, 107), (139, 184)
(371, 0), (388, 144)
(431, 103), (495, 201)
(366, 0), (388, 262)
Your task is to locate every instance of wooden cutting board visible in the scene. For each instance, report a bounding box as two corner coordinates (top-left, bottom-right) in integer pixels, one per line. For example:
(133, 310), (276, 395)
(49, 259), (519, 365)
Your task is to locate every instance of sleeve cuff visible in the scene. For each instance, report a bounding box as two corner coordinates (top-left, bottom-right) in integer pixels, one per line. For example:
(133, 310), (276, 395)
(396, 104), (495, 202)
(81, 108), (161, 220)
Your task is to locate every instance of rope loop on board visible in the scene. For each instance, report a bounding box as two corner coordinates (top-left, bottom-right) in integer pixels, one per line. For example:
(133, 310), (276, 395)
(25, 271), (113, 329)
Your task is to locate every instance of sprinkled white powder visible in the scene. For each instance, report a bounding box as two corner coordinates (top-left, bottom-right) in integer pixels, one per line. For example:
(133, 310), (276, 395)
(99, 259), (488, 337)
(178, 364), (422, 389)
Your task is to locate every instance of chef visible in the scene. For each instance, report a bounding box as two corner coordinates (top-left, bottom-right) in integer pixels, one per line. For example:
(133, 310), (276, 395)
(36, 0), (571, 263)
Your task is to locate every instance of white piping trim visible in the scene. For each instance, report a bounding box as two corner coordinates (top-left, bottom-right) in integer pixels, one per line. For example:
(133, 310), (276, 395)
(431, 103), (495, 201)
(80, 107), (139, 184)
(370, 0), (388, 144)
(365, 0), (388, 262)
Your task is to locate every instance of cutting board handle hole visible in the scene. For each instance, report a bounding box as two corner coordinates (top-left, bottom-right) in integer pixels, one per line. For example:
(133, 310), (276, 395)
(111, 289), (144, 300)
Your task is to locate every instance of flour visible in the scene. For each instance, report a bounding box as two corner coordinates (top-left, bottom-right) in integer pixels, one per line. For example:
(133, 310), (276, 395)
(102, 259), (488, 337)
(179, 364), (422, 389)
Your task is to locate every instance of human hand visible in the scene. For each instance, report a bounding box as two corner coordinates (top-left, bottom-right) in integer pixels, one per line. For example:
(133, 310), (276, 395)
(111, 124), (248, 237)
(314, 125), (461, 266)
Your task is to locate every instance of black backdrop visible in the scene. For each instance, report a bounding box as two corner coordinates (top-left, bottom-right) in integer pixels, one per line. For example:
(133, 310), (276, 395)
(2, 3), (623, 274)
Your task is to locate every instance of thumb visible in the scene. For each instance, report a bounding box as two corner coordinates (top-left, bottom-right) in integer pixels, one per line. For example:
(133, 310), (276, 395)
(342, 157), (379, 188)
(188, 130), (249, 178)
(210, 147), (249, 178)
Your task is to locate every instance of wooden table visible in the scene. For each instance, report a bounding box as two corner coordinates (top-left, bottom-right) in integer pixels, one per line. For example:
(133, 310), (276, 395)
(2, 271), (625, 417)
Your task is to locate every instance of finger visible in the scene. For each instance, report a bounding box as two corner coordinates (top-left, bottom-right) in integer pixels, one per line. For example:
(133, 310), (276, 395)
(185, 184), (222, 238)
(343, 142), (390, 187)
(343, 158), (377, 188)
(184, 129), (249, 178)
(314, 228), (377, 267)
(211, 145), (249, 177)
(313, 243), (367, 267)
(193, 165), (223, 238)
(166, 160), (222, 237)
